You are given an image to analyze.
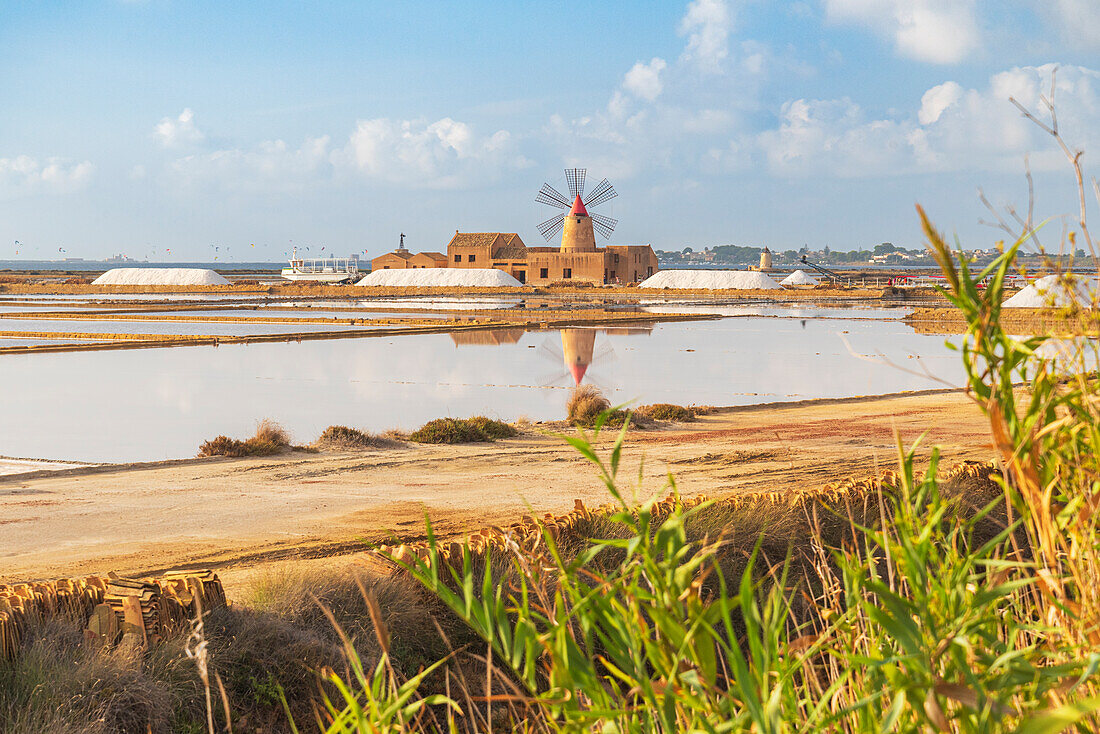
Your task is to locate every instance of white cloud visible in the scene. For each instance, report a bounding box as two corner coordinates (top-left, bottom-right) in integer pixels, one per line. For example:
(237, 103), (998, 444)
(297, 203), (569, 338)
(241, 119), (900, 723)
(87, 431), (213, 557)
(163, 116), (528, 191)
(0, 156), (93, 196)
(622, 57), (668, 102)
(823, 0), (979, 64)
(153, 108), (206, 149)
(918, 81), (963, 124)
(756, 64), (1100, 178)
(340, 117), (529, 188)
(679, 0), (733, 72)
(1034, 0), (1100, 49)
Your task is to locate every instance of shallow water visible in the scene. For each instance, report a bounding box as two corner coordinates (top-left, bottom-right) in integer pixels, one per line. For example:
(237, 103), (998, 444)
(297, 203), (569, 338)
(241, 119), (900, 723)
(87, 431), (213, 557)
(0, 315), (964, 463)
(0, 318), (390, 337)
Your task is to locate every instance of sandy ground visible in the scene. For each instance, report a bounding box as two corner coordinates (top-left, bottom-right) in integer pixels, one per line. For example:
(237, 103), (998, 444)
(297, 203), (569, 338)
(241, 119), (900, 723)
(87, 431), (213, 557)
(0, 389), (993, 591)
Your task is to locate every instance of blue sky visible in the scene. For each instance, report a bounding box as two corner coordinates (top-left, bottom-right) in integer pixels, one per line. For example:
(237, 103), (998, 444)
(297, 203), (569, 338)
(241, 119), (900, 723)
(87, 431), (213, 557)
(2, 0), (1099, 260)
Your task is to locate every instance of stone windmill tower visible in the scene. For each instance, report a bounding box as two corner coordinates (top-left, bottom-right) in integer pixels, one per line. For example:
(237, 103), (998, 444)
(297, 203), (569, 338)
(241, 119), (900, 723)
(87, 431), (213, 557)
(536, 168), (619, 252)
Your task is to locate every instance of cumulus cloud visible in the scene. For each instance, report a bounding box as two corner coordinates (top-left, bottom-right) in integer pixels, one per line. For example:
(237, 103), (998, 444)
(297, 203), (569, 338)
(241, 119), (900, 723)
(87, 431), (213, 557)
(756, 64), (1100, 178)
(339, 117), (529, 188)
(0, 156), (94, 196)
(679, 0), (733, 72)
(153, 108), (206, 149)
(823, 0), (979, 64)
(167, 136), (332, 191)
(162, 115), (527, 191)
(1034, 0), (1100, 49)
(622, 58), (668, 102)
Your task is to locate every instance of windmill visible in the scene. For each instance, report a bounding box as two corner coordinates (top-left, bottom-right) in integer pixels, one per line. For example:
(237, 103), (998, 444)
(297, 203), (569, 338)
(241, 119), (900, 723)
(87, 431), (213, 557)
(535, 168), (619, 244)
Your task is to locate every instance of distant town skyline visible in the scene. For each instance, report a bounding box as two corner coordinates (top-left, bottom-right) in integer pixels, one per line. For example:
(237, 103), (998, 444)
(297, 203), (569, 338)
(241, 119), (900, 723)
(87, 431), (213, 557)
(2, 1), (1099, 261)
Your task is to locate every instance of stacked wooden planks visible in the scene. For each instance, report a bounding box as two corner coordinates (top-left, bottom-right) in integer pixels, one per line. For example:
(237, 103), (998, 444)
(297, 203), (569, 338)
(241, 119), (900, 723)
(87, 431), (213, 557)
(0, 570), (226, 661)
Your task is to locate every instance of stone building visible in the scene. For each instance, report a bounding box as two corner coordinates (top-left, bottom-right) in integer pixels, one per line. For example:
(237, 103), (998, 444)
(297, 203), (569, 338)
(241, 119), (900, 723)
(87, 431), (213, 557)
(371, 195), (658, 285)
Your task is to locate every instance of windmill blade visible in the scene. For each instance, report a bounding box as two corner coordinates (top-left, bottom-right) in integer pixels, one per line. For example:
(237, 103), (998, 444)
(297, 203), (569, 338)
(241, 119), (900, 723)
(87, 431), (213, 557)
(536, 183), (570, 209)
(537, 213), (566, 241)
(564, 168), (586, 199)
(583, 178), (617, 209)
(591, 212), (618, 239)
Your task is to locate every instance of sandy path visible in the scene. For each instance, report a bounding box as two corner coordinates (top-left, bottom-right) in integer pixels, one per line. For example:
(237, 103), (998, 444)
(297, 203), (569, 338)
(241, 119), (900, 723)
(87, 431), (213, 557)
(0, 390), (992, 585)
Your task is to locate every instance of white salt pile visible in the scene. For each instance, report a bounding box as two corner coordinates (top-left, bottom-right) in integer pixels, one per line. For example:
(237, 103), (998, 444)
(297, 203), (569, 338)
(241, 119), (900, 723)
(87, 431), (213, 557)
(780, 270), (819, 286)
(639, 270), (783, 290)
(92, 268), (230, 286)
(358, 268), (523, 287)
(1003, 274), (1098, 308)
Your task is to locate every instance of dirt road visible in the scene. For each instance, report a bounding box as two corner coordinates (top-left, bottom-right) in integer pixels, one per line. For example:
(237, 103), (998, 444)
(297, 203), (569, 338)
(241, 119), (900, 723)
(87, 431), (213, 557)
(0, 389), (993, 585)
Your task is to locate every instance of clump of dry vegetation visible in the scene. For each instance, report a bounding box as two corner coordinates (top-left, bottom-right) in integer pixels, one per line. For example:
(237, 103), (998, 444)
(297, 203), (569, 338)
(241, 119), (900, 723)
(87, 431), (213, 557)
(198, 419), (291, 457)
(408, 416), (517, 444)
(314, 425), (403, 450)
(635, 402), (696, 422)
(566, 385), (639, 428)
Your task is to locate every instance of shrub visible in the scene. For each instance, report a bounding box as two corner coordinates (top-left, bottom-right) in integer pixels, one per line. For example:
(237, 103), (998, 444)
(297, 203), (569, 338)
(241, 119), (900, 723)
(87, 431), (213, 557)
(566, 384), (610, 425)
(635, 403), (696, 422)
(409, 418), (490, 444)
(315, 425), (403, 450)
(465, 415), (518, 439)
(198, 419), (291, 457)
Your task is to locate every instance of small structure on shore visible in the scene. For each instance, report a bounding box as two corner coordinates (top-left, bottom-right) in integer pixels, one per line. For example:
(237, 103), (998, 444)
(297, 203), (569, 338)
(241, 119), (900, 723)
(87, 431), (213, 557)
(638, 270), (783, 290)
(92, 268), (229, 286)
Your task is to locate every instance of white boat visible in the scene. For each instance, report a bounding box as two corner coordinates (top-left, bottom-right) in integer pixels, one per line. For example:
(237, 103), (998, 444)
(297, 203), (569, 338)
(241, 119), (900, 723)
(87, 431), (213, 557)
(281, 250), (360, 283)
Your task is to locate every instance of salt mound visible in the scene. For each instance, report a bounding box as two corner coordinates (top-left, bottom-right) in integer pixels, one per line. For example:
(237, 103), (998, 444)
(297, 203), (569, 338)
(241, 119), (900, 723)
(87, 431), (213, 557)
(639, 269), (783, 290)
(781, 270), (819, 286)
(92, 268), (230, 286)
(1003, 274), (1098, 308)
(358, 268), (523, 287)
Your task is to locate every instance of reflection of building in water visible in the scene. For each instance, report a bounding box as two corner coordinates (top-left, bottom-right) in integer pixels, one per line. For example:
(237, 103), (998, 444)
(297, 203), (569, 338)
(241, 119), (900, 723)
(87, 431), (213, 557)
(449, 329), (525, 346)
(561, 328), (596, 385)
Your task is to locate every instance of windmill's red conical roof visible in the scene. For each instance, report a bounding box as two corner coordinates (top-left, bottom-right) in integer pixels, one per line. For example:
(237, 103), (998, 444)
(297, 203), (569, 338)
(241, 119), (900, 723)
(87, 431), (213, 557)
(569, 195), (588, 216)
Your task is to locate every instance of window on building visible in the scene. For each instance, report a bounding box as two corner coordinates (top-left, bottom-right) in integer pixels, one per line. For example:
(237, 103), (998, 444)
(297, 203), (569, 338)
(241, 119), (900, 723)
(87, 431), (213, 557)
(647, 266), (653, 277)
(610, 271), (616, 280)
(454, 254), (461, 262)
(563, 268), (572, 279)
(469, 254), (476, 263)
(614, 254), (619, 263)
(540, 267), (548, 278)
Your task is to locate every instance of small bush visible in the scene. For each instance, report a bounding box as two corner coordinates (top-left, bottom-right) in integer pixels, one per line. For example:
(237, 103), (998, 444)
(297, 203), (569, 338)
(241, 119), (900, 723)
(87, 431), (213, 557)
(315, 425), (403, 450)
(466, 415), (518, 439)
(198, 419), (291, 457)
(409, 417), (517, 444)
(636, 403), (696, 422)
(566, 385), (610, 426)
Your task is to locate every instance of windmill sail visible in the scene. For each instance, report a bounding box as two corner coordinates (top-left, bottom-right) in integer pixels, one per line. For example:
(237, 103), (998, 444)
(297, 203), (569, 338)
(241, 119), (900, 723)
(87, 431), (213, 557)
(536, 183), (570, 209)
(591, 213), (618, 239)
(583, 179), (617, 209)
(537, 213), (566, 240)
(565, 168), (587, 199)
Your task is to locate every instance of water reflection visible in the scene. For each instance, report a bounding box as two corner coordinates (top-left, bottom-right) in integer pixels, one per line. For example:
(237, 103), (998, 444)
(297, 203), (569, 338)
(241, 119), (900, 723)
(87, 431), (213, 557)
(0, 317), (965, 463)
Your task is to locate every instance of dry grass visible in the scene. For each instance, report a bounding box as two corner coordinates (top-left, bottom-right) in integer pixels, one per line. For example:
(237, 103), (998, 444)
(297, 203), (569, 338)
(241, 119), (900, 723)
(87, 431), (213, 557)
(635, 403), (696, 422)
(198, 419), (291, 458)
(566, 385), (642, 428)
(314, 425), (404, 450)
